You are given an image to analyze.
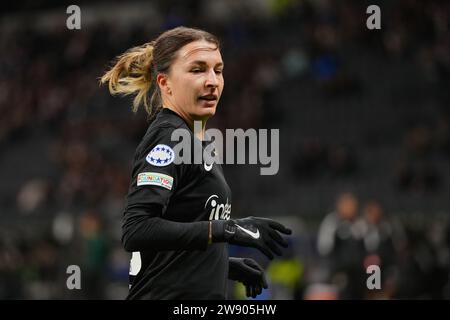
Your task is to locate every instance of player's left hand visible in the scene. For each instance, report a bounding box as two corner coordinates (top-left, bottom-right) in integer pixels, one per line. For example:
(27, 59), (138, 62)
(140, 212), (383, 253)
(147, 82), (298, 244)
(214, 217), (292, 260)
(228, 257), (268, 298)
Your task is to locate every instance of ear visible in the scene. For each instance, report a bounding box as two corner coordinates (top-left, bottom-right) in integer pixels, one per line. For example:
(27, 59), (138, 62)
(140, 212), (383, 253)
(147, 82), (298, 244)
(156, 73), (171, 95)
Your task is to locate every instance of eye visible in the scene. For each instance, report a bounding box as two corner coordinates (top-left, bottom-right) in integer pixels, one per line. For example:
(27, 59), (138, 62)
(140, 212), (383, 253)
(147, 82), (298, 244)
(215, 69), (223, 75)
(190, 68), (202, 73)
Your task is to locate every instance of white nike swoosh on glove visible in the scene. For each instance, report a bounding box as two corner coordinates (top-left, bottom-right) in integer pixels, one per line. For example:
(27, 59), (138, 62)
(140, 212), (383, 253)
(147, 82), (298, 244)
(236, 224), (260, 239)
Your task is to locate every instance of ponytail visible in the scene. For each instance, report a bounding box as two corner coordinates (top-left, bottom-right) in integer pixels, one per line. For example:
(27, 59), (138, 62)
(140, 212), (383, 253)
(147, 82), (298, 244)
(100, 42), (157, 115)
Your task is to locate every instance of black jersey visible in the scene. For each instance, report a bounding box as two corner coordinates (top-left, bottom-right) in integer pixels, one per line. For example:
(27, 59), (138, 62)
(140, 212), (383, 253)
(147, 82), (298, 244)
(122, 108), (232, 300)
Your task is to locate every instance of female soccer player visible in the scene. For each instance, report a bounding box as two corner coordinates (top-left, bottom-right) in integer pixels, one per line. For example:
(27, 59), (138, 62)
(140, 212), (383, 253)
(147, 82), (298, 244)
(100, 26), (292, 300)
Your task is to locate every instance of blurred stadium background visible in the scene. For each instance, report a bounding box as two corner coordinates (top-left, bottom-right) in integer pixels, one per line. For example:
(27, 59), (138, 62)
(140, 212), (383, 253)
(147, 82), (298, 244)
(0, 0), (449, 299)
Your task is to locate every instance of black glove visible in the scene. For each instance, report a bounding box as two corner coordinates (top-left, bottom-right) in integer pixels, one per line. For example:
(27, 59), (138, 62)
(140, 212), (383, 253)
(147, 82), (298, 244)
(212, 216), (292, 259)
(229, 257), (268, 298)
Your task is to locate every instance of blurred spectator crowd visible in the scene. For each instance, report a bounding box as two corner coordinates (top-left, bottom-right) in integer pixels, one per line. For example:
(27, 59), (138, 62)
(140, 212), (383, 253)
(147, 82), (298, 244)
(0, 0), (449, 299)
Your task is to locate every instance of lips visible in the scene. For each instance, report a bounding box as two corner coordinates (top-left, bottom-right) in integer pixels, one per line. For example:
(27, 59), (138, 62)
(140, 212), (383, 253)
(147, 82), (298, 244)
(199, 94), (218, 101)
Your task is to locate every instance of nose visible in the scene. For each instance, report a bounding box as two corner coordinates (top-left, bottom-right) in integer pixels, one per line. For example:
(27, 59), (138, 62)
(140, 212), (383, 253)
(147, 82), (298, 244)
(205, 69), (219, 88)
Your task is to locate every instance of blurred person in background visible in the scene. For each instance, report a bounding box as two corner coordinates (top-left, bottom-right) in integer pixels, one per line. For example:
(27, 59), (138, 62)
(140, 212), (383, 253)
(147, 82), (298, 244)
(317, 192), (366, 299)
(357, 200), (405, 299)
(394, 216), (450, 299)
(78, 210), (109, 299)
(100, 26), (292, 300)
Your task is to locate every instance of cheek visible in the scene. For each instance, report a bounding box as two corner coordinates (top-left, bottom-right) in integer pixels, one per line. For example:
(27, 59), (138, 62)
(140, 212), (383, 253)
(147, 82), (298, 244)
(218, 77), (224, 93)
(174, 79), (197, 103)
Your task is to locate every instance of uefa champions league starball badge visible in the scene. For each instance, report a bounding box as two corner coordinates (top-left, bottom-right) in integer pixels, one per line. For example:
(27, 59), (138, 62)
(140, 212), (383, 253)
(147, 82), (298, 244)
(146, 144), (175, 166)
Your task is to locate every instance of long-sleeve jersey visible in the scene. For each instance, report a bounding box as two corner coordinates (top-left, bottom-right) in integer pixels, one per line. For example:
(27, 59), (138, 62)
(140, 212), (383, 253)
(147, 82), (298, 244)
(122, 108), (232, 299)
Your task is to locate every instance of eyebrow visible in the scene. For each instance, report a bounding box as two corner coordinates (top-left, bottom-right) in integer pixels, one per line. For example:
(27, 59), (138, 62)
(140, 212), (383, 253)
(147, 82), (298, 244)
(189, 60), (224, 68)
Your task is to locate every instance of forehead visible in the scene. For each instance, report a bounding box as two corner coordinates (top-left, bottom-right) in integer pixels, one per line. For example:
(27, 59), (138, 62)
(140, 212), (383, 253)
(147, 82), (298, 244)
(176, 40), (223, 64)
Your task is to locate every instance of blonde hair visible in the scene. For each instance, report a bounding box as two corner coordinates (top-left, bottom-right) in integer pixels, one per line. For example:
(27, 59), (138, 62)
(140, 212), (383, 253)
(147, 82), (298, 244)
(100, 42), (155, 115)
(100, 26), (220, 117)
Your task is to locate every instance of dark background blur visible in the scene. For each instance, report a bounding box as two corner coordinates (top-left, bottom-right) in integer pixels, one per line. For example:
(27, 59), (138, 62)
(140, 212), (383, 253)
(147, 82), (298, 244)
(0, 0), (449, 299)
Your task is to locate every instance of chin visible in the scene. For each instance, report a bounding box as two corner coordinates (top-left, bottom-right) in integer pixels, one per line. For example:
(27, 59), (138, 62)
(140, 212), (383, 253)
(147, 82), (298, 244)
(196, 106), (217, 119)
(204, 107), (216, 117)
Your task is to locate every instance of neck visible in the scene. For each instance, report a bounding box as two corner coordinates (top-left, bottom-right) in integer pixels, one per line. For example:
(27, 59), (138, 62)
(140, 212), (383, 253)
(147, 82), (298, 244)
(193, 119), (207, 141)
(163, 105), (207, 141)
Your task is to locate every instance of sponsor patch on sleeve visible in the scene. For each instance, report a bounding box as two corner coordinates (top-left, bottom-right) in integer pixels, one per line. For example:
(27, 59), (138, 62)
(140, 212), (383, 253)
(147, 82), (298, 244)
(137, 172), (174, 190)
